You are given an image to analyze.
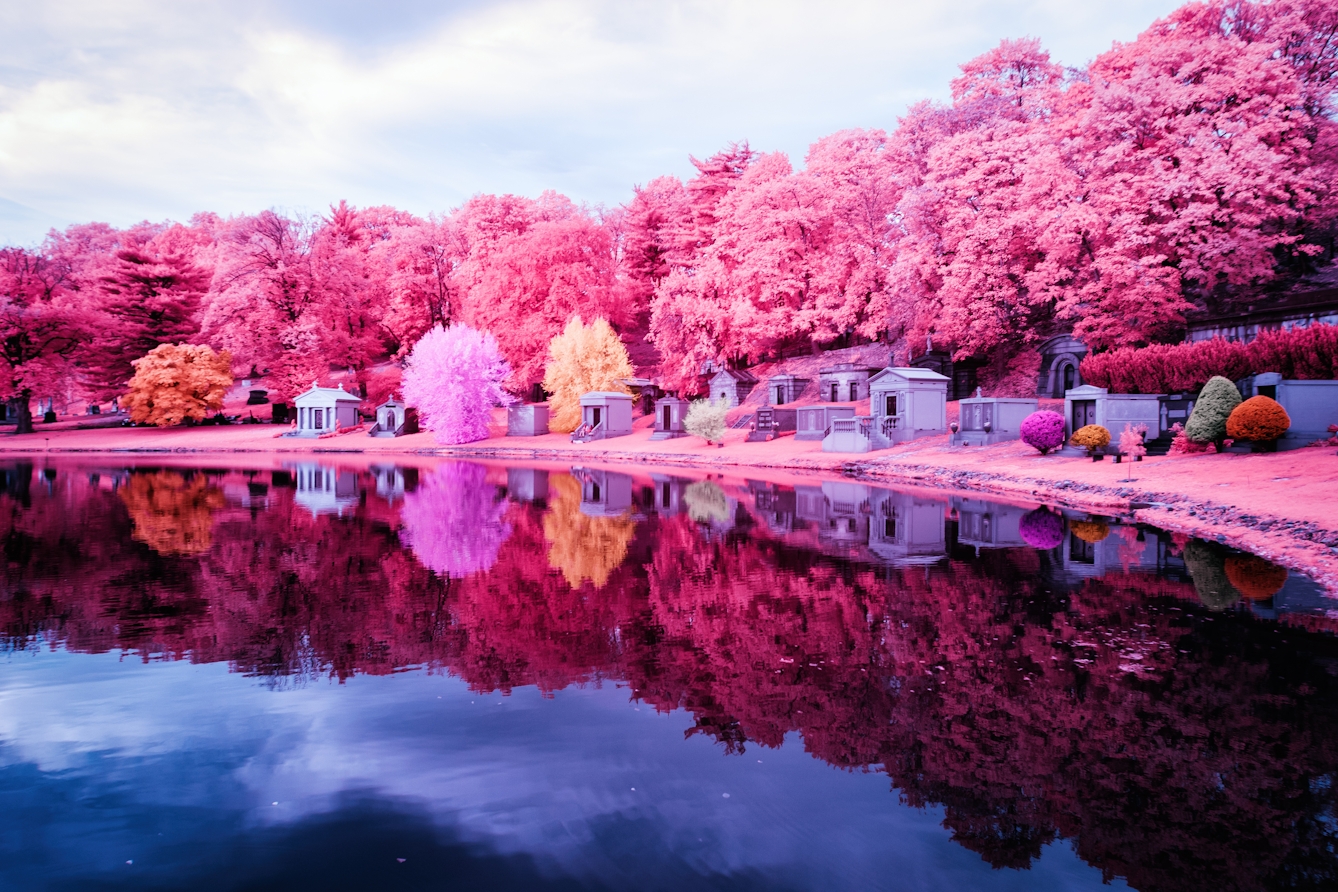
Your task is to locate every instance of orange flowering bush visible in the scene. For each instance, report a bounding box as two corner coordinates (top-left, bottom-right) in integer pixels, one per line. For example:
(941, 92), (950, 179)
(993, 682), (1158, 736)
(1225, 395), (1290, 442)
(1070, 424), (1111, 451)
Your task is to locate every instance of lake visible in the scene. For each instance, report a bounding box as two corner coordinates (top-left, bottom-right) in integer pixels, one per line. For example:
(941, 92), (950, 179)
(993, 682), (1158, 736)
(1, 459), (1335, 892)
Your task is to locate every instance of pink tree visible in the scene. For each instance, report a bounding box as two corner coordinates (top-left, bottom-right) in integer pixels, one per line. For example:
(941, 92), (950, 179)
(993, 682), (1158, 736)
(460, 193), (631, 391)
(307, 202), (417, 395)
(201, 210), (322, 401)
(401, 323), (512, 444)
(85, 233), (210, 401)
(647, 143), (757, 393)
(800, 128), (902, 344)
(377, 214), (464, 355)
(1057, 2), (1324, 348)
(0, 246), (100, 432)
(399, 462), (512, 578)
(888, 39), (1071, 377)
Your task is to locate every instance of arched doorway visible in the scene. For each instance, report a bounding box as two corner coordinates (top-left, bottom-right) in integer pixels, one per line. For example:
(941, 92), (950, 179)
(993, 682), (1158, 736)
(1048, 355), (1081, 398)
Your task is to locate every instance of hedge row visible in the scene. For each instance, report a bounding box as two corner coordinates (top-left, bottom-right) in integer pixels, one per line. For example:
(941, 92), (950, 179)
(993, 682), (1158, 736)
(1079, 323), (1338, 394)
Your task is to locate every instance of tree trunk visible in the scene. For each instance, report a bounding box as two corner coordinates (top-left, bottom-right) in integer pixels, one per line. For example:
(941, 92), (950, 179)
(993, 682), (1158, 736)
(13, 393), (32, 436)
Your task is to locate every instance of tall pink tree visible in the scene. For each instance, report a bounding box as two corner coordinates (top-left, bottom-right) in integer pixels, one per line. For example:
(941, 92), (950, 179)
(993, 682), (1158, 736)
(201, 210), (325, 401)
(84, 232), (210, 401)
(0, 246), (100, 433)
(1057, 2), (1324, 348)
(458, 193), (631, 391)
(799, 128), (902, 344)
(401, 323), (512, 444)
(377, 215), (464, 355)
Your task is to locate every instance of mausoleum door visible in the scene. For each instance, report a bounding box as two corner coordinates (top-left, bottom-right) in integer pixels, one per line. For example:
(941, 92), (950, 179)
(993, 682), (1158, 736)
(1072, 400), (1096, 431)
(776, 386), (784, 404)
(884, 394), (897, 417)
(830, 383), (838, 402)
(592, 407), (602, 428)
(662, 406), (671, 430)
(849, 382), (858, 401)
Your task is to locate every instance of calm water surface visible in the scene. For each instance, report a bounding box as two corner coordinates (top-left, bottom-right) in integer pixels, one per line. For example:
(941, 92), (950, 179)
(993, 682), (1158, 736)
(1, 459), (1336, 892)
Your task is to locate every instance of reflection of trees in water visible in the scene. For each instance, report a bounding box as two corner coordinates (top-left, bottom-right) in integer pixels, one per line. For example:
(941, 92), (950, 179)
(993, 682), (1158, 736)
(1182, 539), (1240, 610)
(119, 471), (225, 555)
(682, 481), (730, 524)
(1225, 554), (1289, 600)
(399, 462), (511, 578)
(541, 474), (636, 589)
(3, 465), (1338, 890)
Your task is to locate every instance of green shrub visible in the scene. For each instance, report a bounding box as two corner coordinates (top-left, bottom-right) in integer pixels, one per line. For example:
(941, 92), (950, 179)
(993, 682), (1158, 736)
(1184, 375), (1241, 445)
(684, 397), (728, 443)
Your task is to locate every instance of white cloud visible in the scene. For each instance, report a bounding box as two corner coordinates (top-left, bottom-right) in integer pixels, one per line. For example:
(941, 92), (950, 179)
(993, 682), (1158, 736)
(0, 0), (1184, 244)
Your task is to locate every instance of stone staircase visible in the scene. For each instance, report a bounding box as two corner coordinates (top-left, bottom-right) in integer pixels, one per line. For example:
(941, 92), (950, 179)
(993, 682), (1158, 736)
(570, 422), (602, 444)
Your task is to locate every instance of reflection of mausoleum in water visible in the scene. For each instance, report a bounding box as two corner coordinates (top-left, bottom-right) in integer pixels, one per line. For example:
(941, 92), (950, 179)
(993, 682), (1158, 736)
(571, 468), (634, 518)
(649, 473), (689, 516)
(291, 463), (359, 517)
(951, 498), (1029, 550)
(1059, 518), (1166, 580)
(747, 480), (798, 534)
(867, 490), (947, 565)
(795, 482), (871, 548)
(507, 467), (550, 504)
(369, 464), (418, 504)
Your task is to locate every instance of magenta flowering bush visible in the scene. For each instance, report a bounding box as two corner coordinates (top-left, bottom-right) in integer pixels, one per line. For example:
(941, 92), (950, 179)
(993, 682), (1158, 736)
(399, 462), (512, 578)
(1019, 508), (1065, 550)
(1020, 410), (1066, 454)
(402, 324), (513, 445)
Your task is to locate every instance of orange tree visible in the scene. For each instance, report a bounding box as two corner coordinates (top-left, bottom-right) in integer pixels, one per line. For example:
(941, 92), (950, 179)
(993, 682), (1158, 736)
(121, 343), (233, 426)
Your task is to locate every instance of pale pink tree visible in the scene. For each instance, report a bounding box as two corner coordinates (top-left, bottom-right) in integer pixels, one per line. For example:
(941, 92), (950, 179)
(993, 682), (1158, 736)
(1119, 423), (1148, 480)
(800, 128), (902, 344)
(401, 323), (512, 444)
(399, 462), (512, 578)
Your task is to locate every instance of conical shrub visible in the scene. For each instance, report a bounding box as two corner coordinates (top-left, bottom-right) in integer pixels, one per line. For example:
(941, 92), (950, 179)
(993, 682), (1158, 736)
(1184, 376), (1241, 444)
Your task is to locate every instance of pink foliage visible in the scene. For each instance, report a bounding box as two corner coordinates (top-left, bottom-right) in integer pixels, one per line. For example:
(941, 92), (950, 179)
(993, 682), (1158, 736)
(399, 462), (512, 578)
(1167, 422), (1226, 454)
(1082, 324), (1338, 393)
(461, 194), (630, 390)
(401, 324), (512, 445)
(1119, 423), (1148, 459)
(0, 245), (102, 428)
(1020, 410), (1066, 454)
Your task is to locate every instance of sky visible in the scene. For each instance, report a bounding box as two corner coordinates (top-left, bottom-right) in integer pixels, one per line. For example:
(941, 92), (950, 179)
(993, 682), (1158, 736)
(0, 0), (1186, 246)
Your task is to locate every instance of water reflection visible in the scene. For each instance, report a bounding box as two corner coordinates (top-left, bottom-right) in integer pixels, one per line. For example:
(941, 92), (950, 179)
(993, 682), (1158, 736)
(2, 460), (1337, 891)
(400, 462), (511, 578)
